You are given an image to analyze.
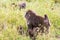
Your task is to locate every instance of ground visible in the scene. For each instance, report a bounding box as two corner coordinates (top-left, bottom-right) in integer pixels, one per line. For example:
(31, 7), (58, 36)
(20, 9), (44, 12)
(0, 0), (60, 40)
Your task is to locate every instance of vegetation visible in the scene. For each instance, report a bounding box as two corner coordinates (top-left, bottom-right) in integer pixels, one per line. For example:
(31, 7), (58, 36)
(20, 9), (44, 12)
(0, 0), (60, 40)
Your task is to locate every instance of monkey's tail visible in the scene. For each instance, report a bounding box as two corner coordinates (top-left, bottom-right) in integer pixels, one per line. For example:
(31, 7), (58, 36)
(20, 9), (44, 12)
(44, 14), (48, 19)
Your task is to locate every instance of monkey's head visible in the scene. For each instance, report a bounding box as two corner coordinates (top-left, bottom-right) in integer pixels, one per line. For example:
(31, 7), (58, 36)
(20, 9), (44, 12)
(25, 10), (36, 20)
(19, 2), (26, 9)
(21, 2), (26, 8)
(44, 14), (50, 27)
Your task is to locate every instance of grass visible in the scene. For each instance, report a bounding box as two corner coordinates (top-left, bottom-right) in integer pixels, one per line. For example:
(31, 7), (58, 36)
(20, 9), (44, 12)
(0, 0), (60, 40)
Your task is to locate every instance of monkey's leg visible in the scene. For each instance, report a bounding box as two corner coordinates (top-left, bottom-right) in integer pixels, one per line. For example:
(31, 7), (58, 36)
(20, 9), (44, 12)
(45, 26), (49, 34)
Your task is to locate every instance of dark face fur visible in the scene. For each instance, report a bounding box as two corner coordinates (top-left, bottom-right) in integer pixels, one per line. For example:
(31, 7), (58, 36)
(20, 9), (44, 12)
(25, 10), (36, 20)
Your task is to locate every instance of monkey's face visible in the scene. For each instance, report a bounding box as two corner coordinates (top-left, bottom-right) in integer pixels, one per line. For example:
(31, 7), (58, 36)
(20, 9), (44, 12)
(25, 10), (36, 20)
(25, 11), (31, 20)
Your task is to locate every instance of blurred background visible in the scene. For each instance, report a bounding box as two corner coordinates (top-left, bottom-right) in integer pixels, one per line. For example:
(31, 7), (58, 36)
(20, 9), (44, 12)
(0, 0), (60, 40)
